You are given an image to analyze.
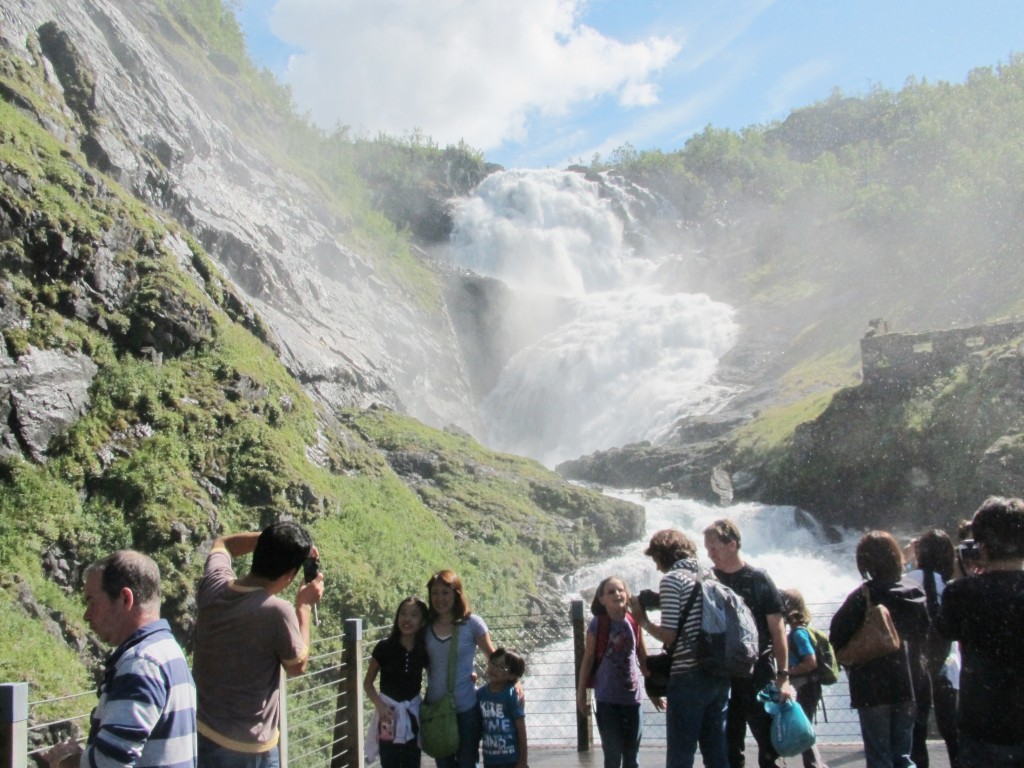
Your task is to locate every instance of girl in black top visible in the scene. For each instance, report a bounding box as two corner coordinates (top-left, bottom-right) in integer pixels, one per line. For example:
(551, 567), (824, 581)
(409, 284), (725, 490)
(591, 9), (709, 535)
(365, 597), (430, 768)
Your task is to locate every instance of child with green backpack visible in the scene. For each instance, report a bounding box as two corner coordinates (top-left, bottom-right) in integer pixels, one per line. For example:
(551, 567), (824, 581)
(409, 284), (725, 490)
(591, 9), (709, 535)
(781, 589), (832, 768)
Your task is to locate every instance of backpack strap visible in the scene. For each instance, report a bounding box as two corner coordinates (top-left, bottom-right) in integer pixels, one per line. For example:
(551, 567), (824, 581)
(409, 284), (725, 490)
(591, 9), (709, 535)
(444, 622), (460, 695)
(669, 575), (702, 654)
(594, 615), (611, 667)
(624, 612), (640, 642)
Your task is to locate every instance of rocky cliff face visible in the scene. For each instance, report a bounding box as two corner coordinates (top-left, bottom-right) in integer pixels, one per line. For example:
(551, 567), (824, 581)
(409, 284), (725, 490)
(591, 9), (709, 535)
(0, 0), (482, 434)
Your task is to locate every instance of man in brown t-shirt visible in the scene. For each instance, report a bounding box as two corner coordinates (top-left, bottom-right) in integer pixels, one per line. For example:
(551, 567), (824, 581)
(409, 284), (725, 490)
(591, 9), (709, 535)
(192, 521), (324, 766)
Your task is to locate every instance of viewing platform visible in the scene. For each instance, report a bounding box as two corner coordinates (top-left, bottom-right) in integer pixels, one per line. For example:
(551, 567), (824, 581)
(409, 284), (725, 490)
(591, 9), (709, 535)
(530, 742), (953, 768)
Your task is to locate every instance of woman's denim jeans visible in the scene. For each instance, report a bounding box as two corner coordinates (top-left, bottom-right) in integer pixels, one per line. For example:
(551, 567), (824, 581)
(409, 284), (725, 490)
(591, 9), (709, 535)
(665, 669), (730, 768)
(857, 701), (916, 768)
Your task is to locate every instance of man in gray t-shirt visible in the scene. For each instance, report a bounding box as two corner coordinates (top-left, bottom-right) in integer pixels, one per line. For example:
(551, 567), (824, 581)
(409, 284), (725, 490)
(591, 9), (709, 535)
(192, 522), (324, 766)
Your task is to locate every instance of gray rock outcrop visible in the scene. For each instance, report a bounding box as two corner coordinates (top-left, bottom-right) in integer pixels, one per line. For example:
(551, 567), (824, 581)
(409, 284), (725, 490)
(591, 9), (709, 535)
(0, 0), (482, 436)
(0, 346), (98, 462)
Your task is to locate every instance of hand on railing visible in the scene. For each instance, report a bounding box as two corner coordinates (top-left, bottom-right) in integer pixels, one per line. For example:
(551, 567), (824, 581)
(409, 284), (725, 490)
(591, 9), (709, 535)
(41, 737), (82, 767)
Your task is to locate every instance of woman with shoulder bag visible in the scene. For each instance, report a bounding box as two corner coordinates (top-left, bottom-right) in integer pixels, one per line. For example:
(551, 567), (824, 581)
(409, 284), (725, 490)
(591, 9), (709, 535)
(423, 570), (496, 768)
(830, 531), (930, 768)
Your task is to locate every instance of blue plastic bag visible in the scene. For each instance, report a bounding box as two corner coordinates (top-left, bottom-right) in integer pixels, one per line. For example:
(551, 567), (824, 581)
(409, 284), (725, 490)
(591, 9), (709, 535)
(757, 684), (816, 757)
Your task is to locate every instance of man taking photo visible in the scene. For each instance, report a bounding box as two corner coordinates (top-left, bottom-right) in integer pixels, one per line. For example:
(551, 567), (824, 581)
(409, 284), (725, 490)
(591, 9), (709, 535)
(192, 521), (324, 767)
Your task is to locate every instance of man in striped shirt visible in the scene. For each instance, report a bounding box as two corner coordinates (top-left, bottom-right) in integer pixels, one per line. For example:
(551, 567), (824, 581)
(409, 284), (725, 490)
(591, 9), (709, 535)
(44, 551), (197, 767)
(630, 529), (729, 768)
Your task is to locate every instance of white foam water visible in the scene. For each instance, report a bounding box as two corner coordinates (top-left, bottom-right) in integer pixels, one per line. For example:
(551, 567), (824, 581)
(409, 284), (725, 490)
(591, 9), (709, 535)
(448, 169), (738, 466)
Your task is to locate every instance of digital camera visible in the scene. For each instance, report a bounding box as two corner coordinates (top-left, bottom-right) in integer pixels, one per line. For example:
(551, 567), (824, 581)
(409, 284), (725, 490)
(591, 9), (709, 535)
(637, 589), (661, 610)
(958, 539), (981, 561)
(303, 556), (320, 583)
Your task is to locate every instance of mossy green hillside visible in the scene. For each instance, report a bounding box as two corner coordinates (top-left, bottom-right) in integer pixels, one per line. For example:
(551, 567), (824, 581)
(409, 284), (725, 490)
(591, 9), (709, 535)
(0, 69), (633, 703)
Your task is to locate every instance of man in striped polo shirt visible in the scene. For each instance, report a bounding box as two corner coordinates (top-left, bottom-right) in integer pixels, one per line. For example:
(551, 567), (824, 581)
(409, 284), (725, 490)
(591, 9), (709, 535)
(44, 550), (198, 767)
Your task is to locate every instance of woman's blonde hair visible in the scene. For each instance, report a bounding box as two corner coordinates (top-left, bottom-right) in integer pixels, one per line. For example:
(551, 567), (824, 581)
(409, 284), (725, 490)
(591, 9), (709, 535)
(780, 588), (810, 627)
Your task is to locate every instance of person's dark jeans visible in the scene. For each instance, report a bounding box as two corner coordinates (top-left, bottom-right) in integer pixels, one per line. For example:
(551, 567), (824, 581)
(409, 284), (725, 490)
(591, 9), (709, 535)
(198, 732), (280, 768)
(911, 666), (933, 768)
(595, 701), (642, 768)
(857, 701), (915, 768)
(435, 706), (483, 768)
(665, 668), (730, 768)
(380, 739), (423, 768)
(726, 660), (779, 768)
(931, 673), (959, 768)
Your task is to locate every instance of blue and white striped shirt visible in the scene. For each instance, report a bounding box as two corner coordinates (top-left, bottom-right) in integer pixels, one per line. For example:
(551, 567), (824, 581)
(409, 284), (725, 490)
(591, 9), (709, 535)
(85, 619), (197, 768)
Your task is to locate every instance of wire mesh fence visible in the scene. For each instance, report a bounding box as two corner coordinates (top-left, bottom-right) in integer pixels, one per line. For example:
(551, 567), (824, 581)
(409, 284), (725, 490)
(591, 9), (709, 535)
(14, 602), (865, 768)
(23, 689), (95, 764)
(484, 601), (863, 749)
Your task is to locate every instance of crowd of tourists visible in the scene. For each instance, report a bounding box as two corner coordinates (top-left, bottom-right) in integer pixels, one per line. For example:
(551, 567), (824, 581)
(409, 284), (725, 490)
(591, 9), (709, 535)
(40, 494), (1024, 768)
(586, 495), (1024, 768)
(41, 524), (526, 768)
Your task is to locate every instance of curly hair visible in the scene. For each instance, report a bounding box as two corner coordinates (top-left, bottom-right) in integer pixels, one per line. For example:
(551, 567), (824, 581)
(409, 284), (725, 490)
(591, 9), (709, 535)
(644, 529), (696, 570)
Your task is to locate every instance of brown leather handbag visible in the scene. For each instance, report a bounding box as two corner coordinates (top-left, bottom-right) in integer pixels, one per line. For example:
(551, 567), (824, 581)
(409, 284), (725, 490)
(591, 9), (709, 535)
(835, 584), (901, 667)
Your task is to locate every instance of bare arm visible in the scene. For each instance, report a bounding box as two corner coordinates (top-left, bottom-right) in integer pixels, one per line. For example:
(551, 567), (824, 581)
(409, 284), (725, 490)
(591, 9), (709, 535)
(477, 630), (497, 658)
(575, 629), (597, 713)
(628, 596), (678, 647)
(213, 532), (261, 557)
(767, 613), (795, 701)
(283, 571), (324, 677)
(514, 716), (528, 768)
(363, 657), (392, 718)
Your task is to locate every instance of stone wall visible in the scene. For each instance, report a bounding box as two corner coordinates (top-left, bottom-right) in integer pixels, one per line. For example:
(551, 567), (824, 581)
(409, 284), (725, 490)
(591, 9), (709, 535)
(860, 319), (1024, 387)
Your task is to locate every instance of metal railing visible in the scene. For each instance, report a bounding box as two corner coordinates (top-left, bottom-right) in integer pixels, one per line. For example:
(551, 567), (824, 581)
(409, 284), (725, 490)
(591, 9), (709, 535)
(4, 602), (862, 768)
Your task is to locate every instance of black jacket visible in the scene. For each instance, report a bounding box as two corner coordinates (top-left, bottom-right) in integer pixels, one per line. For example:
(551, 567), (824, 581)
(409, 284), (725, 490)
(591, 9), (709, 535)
(829, 578), (929, 709)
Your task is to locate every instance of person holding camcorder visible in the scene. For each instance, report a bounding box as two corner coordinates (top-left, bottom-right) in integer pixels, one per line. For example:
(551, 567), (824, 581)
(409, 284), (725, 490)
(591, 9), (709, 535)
(937, 496), (1024, 768)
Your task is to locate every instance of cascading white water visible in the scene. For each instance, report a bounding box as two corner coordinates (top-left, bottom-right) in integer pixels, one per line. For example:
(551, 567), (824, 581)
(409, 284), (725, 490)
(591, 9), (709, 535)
(448, 168), (738, 466)
(568, 492), (862, 606)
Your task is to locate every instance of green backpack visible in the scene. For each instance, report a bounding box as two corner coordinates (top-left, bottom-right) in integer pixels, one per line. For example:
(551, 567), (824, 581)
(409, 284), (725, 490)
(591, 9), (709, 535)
(806, 626), (839, 685)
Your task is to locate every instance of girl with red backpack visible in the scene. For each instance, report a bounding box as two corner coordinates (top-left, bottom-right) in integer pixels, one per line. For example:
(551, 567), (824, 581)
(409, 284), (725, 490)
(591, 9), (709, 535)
(576, 577), (651, 768)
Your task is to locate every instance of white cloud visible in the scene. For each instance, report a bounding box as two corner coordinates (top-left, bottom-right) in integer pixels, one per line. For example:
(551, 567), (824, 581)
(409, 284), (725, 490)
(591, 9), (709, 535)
(267, 0), (679, 149)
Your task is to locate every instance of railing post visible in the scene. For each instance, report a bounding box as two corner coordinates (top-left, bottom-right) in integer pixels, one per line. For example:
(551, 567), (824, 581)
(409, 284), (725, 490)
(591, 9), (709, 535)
(279, 669), (289, 768)
(331, 618), (364, 768)
(1, 683), (28, 768)
(571, 600), (592, 753)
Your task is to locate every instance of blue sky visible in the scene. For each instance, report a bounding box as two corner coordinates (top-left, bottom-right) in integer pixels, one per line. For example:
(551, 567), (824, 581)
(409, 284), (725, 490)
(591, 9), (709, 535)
(235, 0), (1021, 169)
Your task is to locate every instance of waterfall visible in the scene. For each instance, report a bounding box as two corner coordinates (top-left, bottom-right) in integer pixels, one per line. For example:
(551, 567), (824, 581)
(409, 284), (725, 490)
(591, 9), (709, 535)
(448, 169), (738, 466)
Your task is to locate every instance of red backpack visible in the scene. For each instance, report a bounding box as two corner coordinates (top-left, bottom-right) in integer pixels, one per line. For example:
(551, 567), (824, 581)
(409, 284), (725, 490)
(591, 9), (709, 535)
(586, 612), (640, 688)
